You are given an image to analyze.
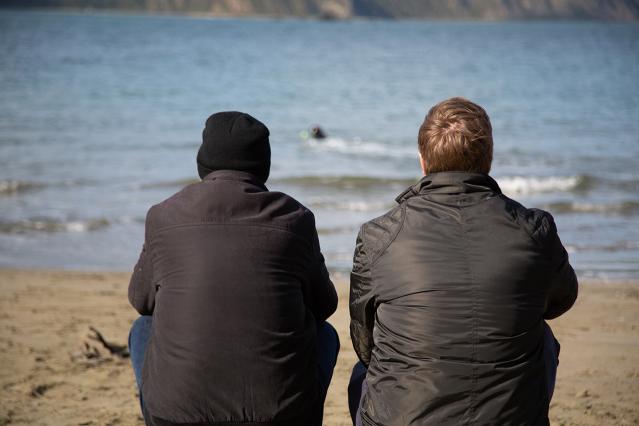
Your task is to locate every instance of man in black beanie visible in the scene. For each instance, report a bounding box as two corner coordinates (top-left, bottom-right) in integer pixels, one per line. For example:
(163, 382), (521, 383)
(197, 111), (271, 181)
(127, 112), (339, 426)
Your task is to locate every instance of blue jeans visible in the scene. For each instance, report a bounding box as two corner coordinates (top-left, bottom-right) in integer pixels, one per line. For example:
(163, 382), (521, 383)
(128, 316), (153, 424)
(347, 322), (560, 426)
(129, 316), (340, 424)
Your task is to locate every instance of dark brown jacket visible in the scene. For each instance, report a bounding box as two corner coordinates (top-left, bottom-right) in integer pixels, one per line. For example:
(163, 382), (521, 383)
(129, 170), (337, 425)
(350, 172), (578, 426)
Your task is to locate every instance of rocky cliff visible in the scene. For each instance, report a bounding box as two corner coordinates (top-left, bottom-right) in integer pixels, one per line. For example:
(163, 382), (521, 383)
(2, 0), (638, 20)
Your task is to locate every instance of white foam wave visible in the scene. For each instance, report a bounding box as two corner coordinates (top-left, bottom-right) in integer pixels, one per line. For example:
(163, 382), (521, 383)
(306, 138), (416, 159)
(310, 199), (392, 212)
(546, 201), (639, 215)
(0, 218), (110, 234)
(317, 226), (358, 236)
(497, 176), (582, 195)
(0, 180), (43, 195)
(566, 240), (639, 253)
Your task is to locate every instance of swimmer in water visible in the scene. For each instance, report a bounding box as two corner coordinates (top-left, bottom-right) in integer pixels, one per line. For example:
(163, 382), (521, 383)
(310, 126), (326, 139)
(300, 125), (327, 140)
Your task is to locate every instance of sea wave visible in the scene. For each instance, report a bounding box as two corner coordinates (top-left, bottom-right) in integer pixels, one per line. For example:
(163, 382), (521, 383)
(273, 175), (416, 190)
(496, 175), (591, 195)
(136, 173), (634, 203)
(612, 178), (639, 191)
(317, 226), (358, 236)
(0, 180), (45, 196)
(140, 175), (415, 191)
(278, 174), (590, 195)
(0, 178), (104, 196)
(139, 178), (198, 189)
(545, 201), (639, 215)
(566, 240), (639, 253)
(310, 199), (393, 212)
(305, 137), (416, 159)
(0, 218), (110, 234)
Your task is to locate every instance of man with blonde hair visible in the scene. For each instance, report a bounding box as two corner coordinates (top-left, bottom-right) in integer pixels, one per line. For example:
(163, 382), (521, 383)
(348, 97), (578, 425)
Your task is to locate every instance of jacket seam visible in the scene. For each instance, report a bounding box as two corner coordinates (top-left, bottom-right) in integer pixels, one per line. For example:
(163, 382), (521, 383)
(459, 209), (477, 426)
(502, 196), (548, 250)
(355, 224), (375, 367)
(360, 410), (377, 426)
(144, 208), (158, 310)
(360, 224), (372, 268)
(369, 203), (407, 266)
(148, 221), (312, 248)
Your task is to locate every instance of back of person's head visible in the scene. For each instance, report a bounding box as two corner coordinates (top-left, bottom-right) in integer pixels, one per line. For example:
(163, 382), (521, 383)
(418, 97), (493, 175)
(197, 111), (271, 182)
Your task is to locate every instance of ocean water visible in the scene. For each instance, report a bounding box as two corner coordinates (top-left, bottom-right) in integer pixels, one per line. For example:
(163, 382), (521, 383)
(1, 10), (638, 280)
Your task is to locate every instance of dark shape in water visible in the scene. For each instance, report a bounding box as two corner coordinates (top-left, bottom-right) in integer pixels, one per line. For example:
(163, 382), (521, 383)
(310, 125), (327, 139)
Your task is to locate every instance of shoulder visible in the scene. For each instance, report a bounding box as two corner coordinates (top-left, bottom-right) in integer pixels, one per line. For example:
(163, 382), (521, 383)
(152, 179), (204, 209)
(267, 190), (313, 215)
(266, 191), (319, 236)
(145, 182), (318, 238)
(501, 195), (557, 246)
(144, 182), (200, 224)
(359, 203), (406, 264)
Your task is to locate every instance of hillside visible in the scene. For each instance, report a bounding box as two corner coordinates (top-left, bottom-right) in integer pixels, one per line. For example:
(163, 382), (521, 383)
(1, 0), (638, 20)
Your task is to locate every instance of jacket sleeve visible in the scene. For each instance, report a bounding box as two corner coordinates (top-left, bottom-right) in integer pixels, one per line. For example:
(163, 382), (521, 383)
(306, 216), (338, 322)
(349, 226), (376, 366)
(538, 212), (578, 320)
(128, 208), (157, 315)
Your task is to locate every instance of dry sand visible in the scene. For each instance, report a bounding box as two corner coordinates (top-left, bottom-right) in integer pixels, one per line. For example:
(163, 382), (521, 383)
(1, 268), (638, 425)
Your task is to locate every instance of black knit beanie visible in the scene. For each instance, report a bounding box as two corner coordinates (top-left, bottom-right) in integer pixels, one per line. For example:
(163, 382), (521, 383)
(197, 111), (271, 182)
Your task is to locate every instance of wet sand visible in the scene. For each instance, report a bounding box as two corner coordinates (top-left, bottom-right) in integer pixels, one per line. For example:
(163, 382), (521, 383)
(1, 268), (638, 425)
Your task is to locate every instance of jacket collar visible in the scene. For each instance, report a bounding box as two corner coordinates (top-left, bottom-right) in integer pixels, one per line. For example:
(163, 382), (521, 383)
(395, 171), (501, 203)
(202, 169), (268, 190)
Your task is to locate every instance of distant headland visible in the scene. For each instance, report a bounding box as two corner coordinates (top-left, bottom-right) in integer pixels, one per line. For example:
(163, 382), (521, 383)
(1, 0), (638, 21)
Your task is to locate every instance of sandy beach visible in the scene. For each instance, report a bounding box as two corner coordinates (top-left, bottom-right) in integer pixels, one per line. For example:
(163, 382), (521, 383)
(0, 268), (638, 425)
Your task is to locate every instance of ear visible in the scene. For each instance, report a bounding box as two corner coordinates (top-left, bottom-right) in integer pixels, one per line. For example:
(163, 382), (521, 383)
(418, 152), (427, 175)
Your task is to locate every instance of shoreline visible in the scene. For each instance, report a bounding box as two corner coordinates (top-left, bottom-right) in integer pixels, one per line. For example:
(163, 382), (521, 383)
(1, 268), (638, 425)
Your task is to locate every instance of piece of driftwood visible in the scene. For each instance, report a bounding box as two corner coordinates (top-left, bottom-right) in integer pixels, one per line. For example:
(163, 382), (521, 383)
(88, 326), (130, 358)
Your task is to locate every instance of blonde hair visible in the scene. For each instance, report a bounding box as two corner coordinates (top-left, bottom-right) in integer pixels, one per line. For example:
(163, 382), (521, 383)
(418, 97), (493, 174)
